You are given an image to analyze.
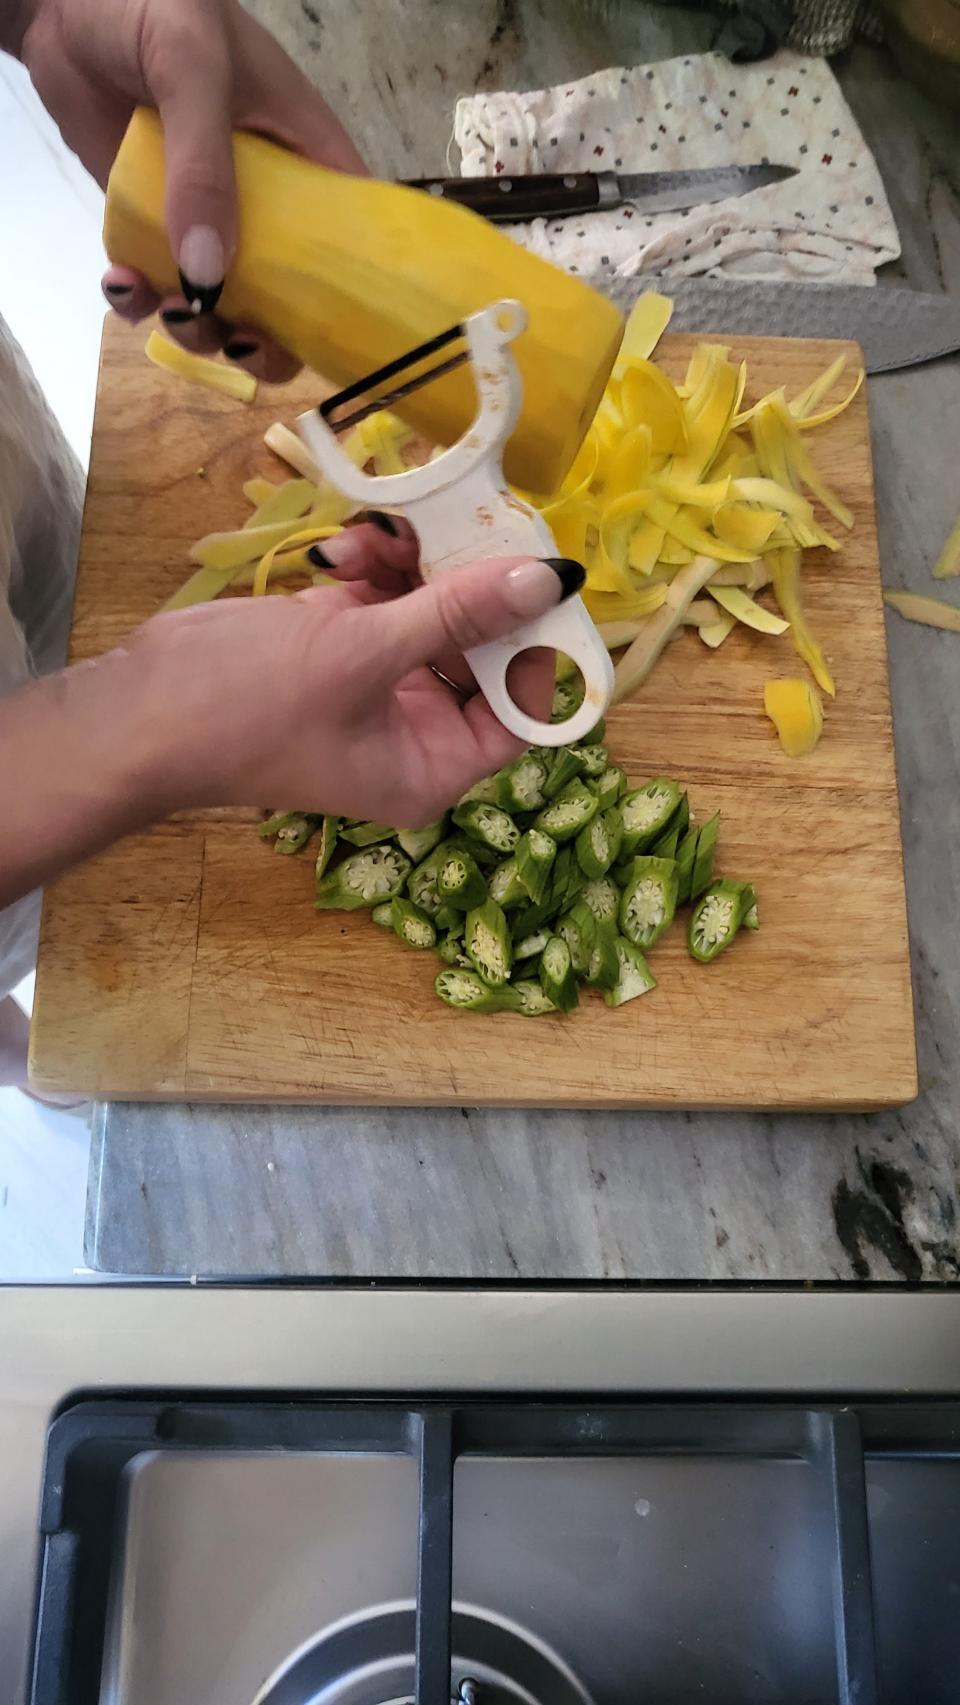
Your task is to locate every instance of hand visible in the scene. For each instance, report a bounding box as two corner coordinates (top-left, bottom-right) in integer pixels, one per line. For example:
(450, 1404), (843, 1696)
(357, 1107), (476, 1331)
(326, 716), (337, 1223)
(123, 522), (578, 828)
(13, 0), (366, 381)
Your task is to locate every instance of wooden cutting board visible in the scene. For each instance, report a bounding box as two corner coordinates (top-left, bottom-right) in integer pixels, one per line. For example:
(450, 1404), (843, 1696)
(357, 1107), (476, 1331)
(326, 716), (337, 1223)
(30, 316), (916, 1108)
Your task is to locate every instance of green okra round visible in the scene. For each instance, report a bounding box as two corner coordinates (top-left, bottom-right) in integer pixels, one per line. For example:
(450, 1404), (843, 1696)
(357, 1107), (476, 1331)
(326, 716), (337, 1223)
(512, 979), (558, 1017)
(495, 751), (549, 813)
(371, 901), (394, 929)
(452, 800), (520, 855)
(581, 875), (620, 929)
(557, 899), (598, 976)
(674, 825), (699, 906)
(619, 779), (682, 856)
(315, 816), (340, 881)
(436, 848), (488, 910)
(542, 746), (587, 801)
(397, 817), (448, 862)
(315, 843), (411, 910)
(618, 855), (680, 950)
(340, 820), (396, 848)
(688, 878), (754, 963)
(603, 936), (657, 1007)
(434, 969), (517, 1012)
(551, 679), (585, 725)
(585, 924), (621, 992)
(488, 856), (527, 909)
(576, 743), (608, 779)
(539, 935), (579, 1012)
(590, 766), (628, 812)
(533, 780), (599, 845)
(575, 804), (623, 880)
(690, 813), (720, 901)
(391, 896), (437, 950)
(515, 828), (556, 905)
(464, 898), (513, 987)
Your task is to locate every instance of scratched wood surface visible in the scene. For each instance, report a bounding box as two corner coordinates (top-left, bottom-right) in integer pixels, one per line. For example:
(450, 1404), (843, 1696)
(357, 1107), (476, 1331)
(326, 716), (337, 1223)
(30, 314), (916, 1106)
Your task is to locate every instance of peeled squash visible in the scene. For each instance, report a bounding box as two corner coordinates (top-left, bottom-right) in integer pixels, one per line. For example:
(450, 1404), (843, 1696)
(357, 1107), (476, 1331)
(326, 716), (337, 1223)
(104, 108), (624, 493)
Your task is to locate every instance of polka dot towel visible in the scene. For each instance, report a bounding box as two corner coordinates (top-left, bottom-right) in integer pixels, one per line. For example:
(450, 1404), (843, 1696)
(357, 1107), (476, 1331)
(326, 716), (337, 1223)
(453, 50), (899, 287)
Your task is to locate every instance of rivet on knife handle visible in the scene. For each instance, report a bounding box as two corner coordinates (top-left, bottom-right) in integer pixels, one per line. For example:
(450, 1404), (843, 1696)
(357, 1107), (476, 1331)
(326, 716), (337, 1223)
(403, 173), (607, 222)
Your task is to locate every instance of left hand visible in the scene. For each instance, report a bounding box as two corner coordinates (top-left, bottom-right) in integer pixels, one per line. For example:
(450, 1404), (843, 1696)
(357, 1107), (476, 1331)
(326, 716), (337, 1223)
(14, 0), (366, 381)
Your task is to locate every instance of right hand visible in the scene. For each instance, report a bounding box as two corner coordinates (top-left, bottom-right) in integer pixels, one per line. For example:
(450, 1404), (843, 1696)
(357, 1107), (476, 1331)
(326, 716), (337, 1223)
(114, 523), (581, 828)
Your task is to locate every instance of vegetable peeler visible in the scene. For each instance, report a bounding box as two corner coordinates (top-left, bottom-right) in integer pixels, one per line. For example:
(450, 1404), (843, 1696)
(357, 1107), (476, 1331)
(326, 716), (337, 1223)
(295, 300), (613, 747)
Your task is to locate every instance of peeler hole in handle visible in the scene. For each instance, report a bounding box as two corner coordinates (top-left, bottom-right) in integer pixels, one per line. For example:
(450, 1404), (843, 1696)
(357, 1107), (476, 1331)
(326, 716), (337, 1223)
(504, 646), (557, 725)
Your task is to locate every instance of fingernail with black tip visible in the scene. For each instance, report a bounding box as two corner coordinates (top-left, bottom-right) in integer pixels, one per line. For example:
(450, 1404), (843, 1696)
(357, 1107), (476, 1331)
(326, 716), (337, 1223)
(104, 282), (132, 297)
(543, 557), (586, 599)
(177, 270), (224, 317)
(308, 544), (334, 570)
(224, 338), (259, 361)
(161, 306), (195, 325)
(364, 509), (400, 538)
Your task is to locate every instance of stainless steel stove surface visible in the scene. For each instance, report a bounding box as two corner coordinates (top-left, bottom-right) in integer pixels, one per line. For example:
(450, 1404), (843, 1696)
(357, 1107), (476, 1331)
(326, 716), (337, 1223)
(5, 1287), (960, 1705)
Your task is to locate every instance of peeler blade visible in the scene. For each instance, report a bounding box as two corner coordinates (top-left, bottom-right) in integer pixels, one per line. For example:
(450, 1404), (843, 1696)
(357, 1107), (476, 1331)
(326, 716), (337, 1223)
(320, 322), (470, 433)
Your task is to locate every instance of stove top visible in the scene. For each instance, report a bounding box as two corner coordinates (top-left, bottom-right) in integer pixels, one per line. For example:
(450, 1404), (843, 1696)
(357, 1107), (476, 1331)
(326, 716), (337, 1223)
(5, 1285), (960, 1705)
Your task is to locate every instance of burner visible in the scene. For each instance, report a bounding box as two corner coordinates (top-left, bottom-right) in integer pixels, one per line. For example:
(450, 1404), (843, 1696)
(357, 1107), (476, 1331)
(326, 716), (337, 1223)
(252, 1600), (593, 1705)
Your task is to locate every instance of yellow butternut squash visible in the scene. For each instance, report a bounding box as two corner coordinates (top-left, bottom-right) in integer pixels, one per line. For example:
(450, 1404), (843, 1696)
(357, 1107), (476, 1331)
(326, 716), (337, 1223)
(104, 109), (623, 493)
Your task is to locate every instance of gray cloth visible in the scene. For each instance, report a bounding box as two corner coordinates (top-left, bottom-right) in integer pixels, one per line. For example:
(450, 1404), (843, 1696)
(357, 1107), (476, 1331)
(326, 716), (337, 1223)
(655, 0), (883, 56)
(0, 315), (84, 997)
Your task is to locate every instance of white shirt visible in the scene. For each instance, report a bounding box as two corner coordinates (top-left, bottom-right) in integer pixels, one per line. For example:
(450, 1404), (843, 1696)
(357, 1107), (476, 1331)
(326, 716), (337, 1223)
(0, 315), (84, 997)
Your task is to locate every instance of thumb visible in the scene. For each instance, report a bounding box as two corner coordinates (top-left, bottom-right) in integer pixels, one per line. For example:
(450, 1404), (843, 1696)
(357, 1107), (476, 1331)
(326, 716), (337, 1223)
(144, 22), (237, 312)
(358, 557), (583, 688)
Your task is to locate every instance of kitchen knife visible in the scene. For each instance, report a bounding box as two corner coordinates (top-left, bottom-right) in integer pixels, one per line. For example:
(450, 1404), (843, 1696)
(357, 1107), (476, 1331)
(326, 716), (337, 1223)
(601, 276), (960, 375)
(403, 163), (797, 223)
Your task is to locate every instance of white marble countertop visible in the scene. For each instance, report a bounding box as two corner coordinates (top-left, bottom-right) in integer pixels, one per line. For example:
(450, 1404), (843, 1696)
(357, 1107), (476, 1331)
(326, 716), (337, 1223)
(86, 0), (960, 1282)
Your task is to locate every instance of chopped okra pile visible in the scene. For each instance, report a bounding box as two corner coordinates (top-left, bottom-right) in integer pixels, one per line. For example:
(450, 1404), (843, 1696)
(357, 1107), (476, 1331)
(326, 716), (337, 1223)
(259, 682), (759, 1017)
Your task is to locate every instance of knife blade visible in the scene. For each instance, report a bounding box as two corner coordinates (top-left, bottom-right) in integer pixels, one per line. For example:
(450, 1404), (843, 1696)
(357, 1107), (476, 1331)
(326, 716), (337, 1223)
(402, 163), (797, 223)
(598, 276), (960, 375)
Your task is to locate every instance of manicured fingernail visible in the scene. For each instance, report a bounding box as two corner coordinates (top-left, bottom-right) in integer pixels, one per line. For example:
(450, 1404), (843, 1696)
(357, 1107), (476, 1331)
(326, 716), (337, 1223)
(161, 306), (195, 325)
(104, 281), (132, 297)
(543, 557), (586, 598)
(178, 225), (224, 314)
(505, 558), (585, 616)
(364, 510), (400, 538)
(224, 338), (259, 360)
(308, 544), (334, 569)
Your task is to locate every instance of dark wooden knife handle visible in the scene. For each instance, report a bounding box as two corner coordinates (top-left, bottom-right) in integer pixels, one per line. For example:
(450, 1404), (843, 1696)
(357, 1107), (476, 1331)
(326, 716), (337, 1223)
(403, 173), (603, 223)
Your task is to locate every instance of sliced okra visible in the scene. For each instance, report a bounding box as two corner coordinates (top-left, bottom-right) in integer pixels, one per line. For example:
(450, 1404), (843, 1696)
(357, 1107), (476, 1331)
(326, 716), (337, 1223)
(580, 717), (606, 746)
(650, 823), (680, 862)
(513, 928), (550, 961)
(603, 937), (657, 1008)
(576, 743), (608, 779)
(575, 805), (621, 879)
(275, 813), (320, 855)
(437, 934), (471, 967)
(315, 816), (340, 881)
(391, 896), (437, 950)
(452, 799), (520, 856)
(675, 826), (699, 906)
(581, 875), (620, 929)
(516, 828), (556, 905)
(543, 746), (587, 801)
(259, 809), (311, 843)
(340, 820), (396, 848)
(539, 935), (579, 1012)
(688, 878), (754, 963)
(690, 813), (720, 901)
(533, 781), (599, 844)
(437, 847), (488, 910)
(315, 842), (411, 910)
(557, 899), (598, 976)
(512, 979), (558, 1017)
(434, 969), (517, 1012)
(371, 901), (395, 929)
(618, 855), (679, 950)
(619, 779), (682, 857)
(552, 679), (585, 725)
(511, 897), (554, 941)
(495, 751), (548, 813)
(464, 898), (514, 987)
(457, 775), (500, 806)
(408, 837), (464, 916)
(585, 925), (621, 992)
(589, 766), (628, 812)
(397, 817), (447, 862)
(488, 856), (527, 909)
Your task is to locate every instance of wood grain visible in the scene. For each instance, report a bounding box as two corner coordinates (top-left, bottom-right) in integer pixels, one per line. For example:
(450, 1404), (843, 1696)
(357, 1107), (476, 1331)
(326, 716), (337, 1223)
(31, 315), (917, 1107)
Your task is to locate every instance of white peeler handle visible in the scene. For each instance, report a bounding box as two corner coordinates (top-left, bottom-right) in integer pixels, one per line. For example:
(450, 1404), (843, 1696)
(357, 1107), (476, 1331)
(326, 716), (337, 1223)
(296, 299), (614, 746)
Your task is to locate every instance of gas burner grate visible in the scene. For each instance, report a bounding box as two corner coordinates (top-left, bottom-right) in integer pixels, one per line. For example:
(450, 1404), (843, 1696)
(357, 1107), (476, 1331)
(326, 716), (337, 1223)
(31, 1398), (960, 1705)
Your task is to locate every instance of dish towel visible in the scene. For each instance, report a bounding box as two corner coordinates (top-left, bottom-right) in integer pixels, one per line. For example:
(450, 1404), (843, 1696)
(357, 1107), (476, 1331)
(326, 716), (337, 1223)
(453, 50), (899, 287)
